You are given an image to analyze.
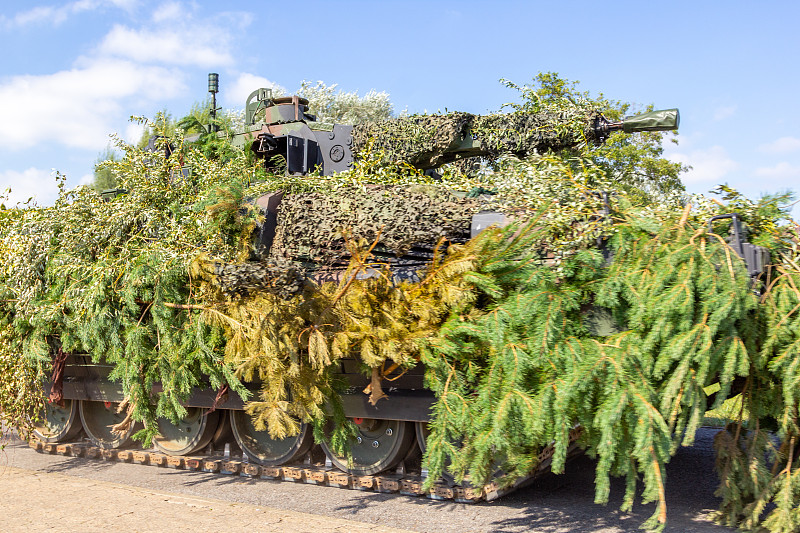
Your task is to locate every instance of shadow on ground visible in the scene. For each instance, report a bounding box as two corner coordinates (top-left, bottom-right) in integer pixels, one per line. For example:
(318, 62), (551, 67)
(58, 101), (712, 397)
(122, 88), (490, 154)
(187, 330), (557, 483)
(333, 428), (731, 533)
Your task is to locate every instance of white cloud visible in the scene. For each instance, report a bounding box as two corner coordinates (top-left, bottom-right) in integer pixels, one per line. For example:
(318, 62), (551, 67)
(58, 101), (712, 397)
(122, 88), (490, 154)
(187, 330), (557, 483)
(758, 136), (800, 154)
(665, 145), (739, 185)
(98, 24), (234, 67)
(0, 2), (245, 155)
(78, 173), (95, 186)
(151, 1), (183, 23)
(10, 6), (63, 27)
(713, 105), (736, 121)
(0, 168), (61, 206)
(0, 59), (186, 151)
(2, 0), (134, 28)
(225, 73), (284, 107)
(754, 162), (800, 179)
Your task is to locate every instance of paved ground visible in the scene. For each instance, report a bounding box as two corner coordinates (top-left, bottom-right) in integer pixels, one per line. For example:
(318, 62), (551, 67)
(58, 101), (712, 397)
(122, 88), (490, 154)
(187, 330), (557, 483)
(0, 428), (734, 532)
(0, 465), (413, 533)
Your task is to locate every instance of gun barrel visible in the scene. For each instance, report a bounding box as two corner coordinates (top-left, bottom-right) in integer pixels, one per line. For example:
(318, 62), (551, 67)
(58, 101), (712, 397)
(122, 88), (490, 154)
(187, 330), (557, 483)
(604, 108), (680, 133)
(622, 108), (680, 133)
(594, 108), (679, 143)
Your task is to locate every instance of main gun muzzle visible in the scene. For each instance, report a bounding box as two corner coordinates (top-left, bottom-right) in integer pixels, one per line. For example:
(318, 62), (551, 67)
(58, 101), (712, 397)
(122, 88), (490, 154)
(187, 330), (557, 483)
(593, 108), (680, 143)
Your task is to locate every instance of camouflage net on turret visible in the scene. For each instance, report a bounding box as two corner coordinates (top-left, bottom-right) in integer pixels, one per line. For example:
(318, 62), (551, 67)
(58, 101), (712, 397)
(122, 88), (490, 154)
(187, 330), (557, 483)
(351, 107), (598, 169)
(208, 184), (478, 297)
(210, 261), (305, 298)
(267, 185), (477, 264)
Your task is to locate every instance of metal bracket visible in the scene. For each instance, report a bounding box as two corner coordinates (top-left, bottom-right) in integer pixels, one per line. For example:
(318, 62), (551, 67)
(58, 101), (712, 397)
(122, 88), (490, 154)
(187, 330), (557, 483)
(707, 213), (770, 278)
(286, 136), (320, 175)
(257, 88), (273, 103)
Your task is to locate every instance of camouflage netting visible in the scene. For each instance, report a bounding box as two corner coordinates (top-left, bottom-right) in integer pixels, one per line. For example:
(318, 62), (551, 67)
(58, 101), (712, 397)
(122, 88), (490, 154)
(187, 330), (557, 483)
(267, 185), (477, 264)
(207, 184), (479, 297)
(210, 261), (305, 298)
(352, 112), (473, 169)
(351, 107), (598, 169)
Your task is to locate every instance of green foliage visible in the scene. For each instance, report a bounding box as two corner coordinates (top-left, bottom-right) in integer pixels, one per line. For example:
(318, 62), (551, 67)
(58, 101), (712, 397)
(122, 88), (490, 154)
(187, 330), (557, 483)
(0, 321), (45, 448)
(176, 98), (241, 161)
(712, 234), (800, 531)
(90, 145), (121, 192)
(0, 117), (256, 445)
(711, 184), (796, 248)
(135, 110), (177, 149)
(516, 72), (688, 202)
(417, 192), (761, 530)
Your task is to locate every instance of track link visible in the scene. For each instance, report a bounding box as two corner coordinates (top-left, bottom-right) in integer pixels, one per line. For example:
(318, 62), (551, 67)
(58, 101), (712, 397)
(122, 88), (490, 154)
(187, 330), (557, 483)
(29, 434), (581, 504)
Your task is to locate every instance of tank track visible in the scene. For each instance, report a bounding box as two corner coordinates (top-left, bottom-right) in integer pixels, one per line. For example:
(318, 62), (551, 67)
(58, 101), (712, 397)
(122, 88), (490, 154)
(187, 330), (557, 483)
(28, 427), (581, 504)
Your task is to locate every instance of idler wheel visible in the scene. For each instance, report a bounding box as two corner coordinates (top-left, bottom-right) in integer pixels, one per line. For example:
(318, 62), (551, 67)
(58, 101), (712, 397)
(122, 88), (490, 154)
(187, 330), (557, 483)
(230, 410), (313, 466)
(79, 400), (139, 449)
(153, 407), (220, 456)
(32, 399), (83, 443)
(321, 418), (414, 476)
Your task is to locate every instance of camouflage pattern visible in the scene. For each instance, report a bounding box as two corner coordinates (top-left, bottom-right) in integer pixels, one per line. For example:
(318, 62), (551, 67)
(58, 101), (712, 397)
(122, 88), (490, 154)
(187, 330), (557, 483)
(205, 185), (479, 297)
(212, 261), (305, 298)
(267, 185), (477, 266)
(351, 108), (600, 170)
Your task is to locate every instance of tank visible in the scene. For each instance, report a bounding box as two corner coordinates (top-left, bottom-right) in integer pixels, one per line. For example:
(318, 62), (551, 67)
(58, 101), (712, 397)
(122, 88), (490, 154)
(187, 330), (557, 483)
(21, 77), (704, 513)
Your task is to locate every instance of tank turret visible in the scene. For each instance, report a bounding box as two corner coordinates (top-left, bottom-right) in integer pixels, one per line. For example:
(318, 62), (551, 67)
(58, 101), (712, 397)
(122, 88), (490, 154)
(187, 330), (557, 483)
(233, 85), (679, 176)
(231, 88), (354, 175)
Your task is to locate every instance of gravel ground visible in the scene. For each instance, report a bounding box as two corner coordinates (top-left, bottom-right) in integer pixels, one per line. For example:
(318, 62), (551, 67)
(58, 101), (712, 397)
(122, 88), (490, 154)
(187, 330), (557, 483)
(1, 428), (733, 533)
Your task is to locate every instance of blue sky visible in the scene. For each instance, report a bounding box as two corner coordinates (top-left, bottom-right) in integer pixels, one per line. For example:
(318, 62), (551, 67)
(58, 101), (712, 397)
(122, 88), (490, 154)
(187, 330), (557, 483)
(1, 0), (799, 217)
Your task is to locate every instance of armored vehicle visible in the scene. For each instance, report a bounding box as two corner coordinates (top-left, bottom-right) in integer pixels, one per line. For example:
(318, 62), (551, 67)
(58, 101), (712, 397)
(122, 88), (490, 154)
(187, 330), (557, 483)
(28, 78), (686, 502)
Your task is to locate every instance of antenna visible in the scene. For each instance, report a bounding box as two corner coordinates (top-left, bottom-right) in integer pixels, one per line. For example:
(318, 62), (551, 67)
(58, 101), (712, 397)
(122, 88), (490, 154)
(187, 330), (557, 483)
(208, 73), (220, 132)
